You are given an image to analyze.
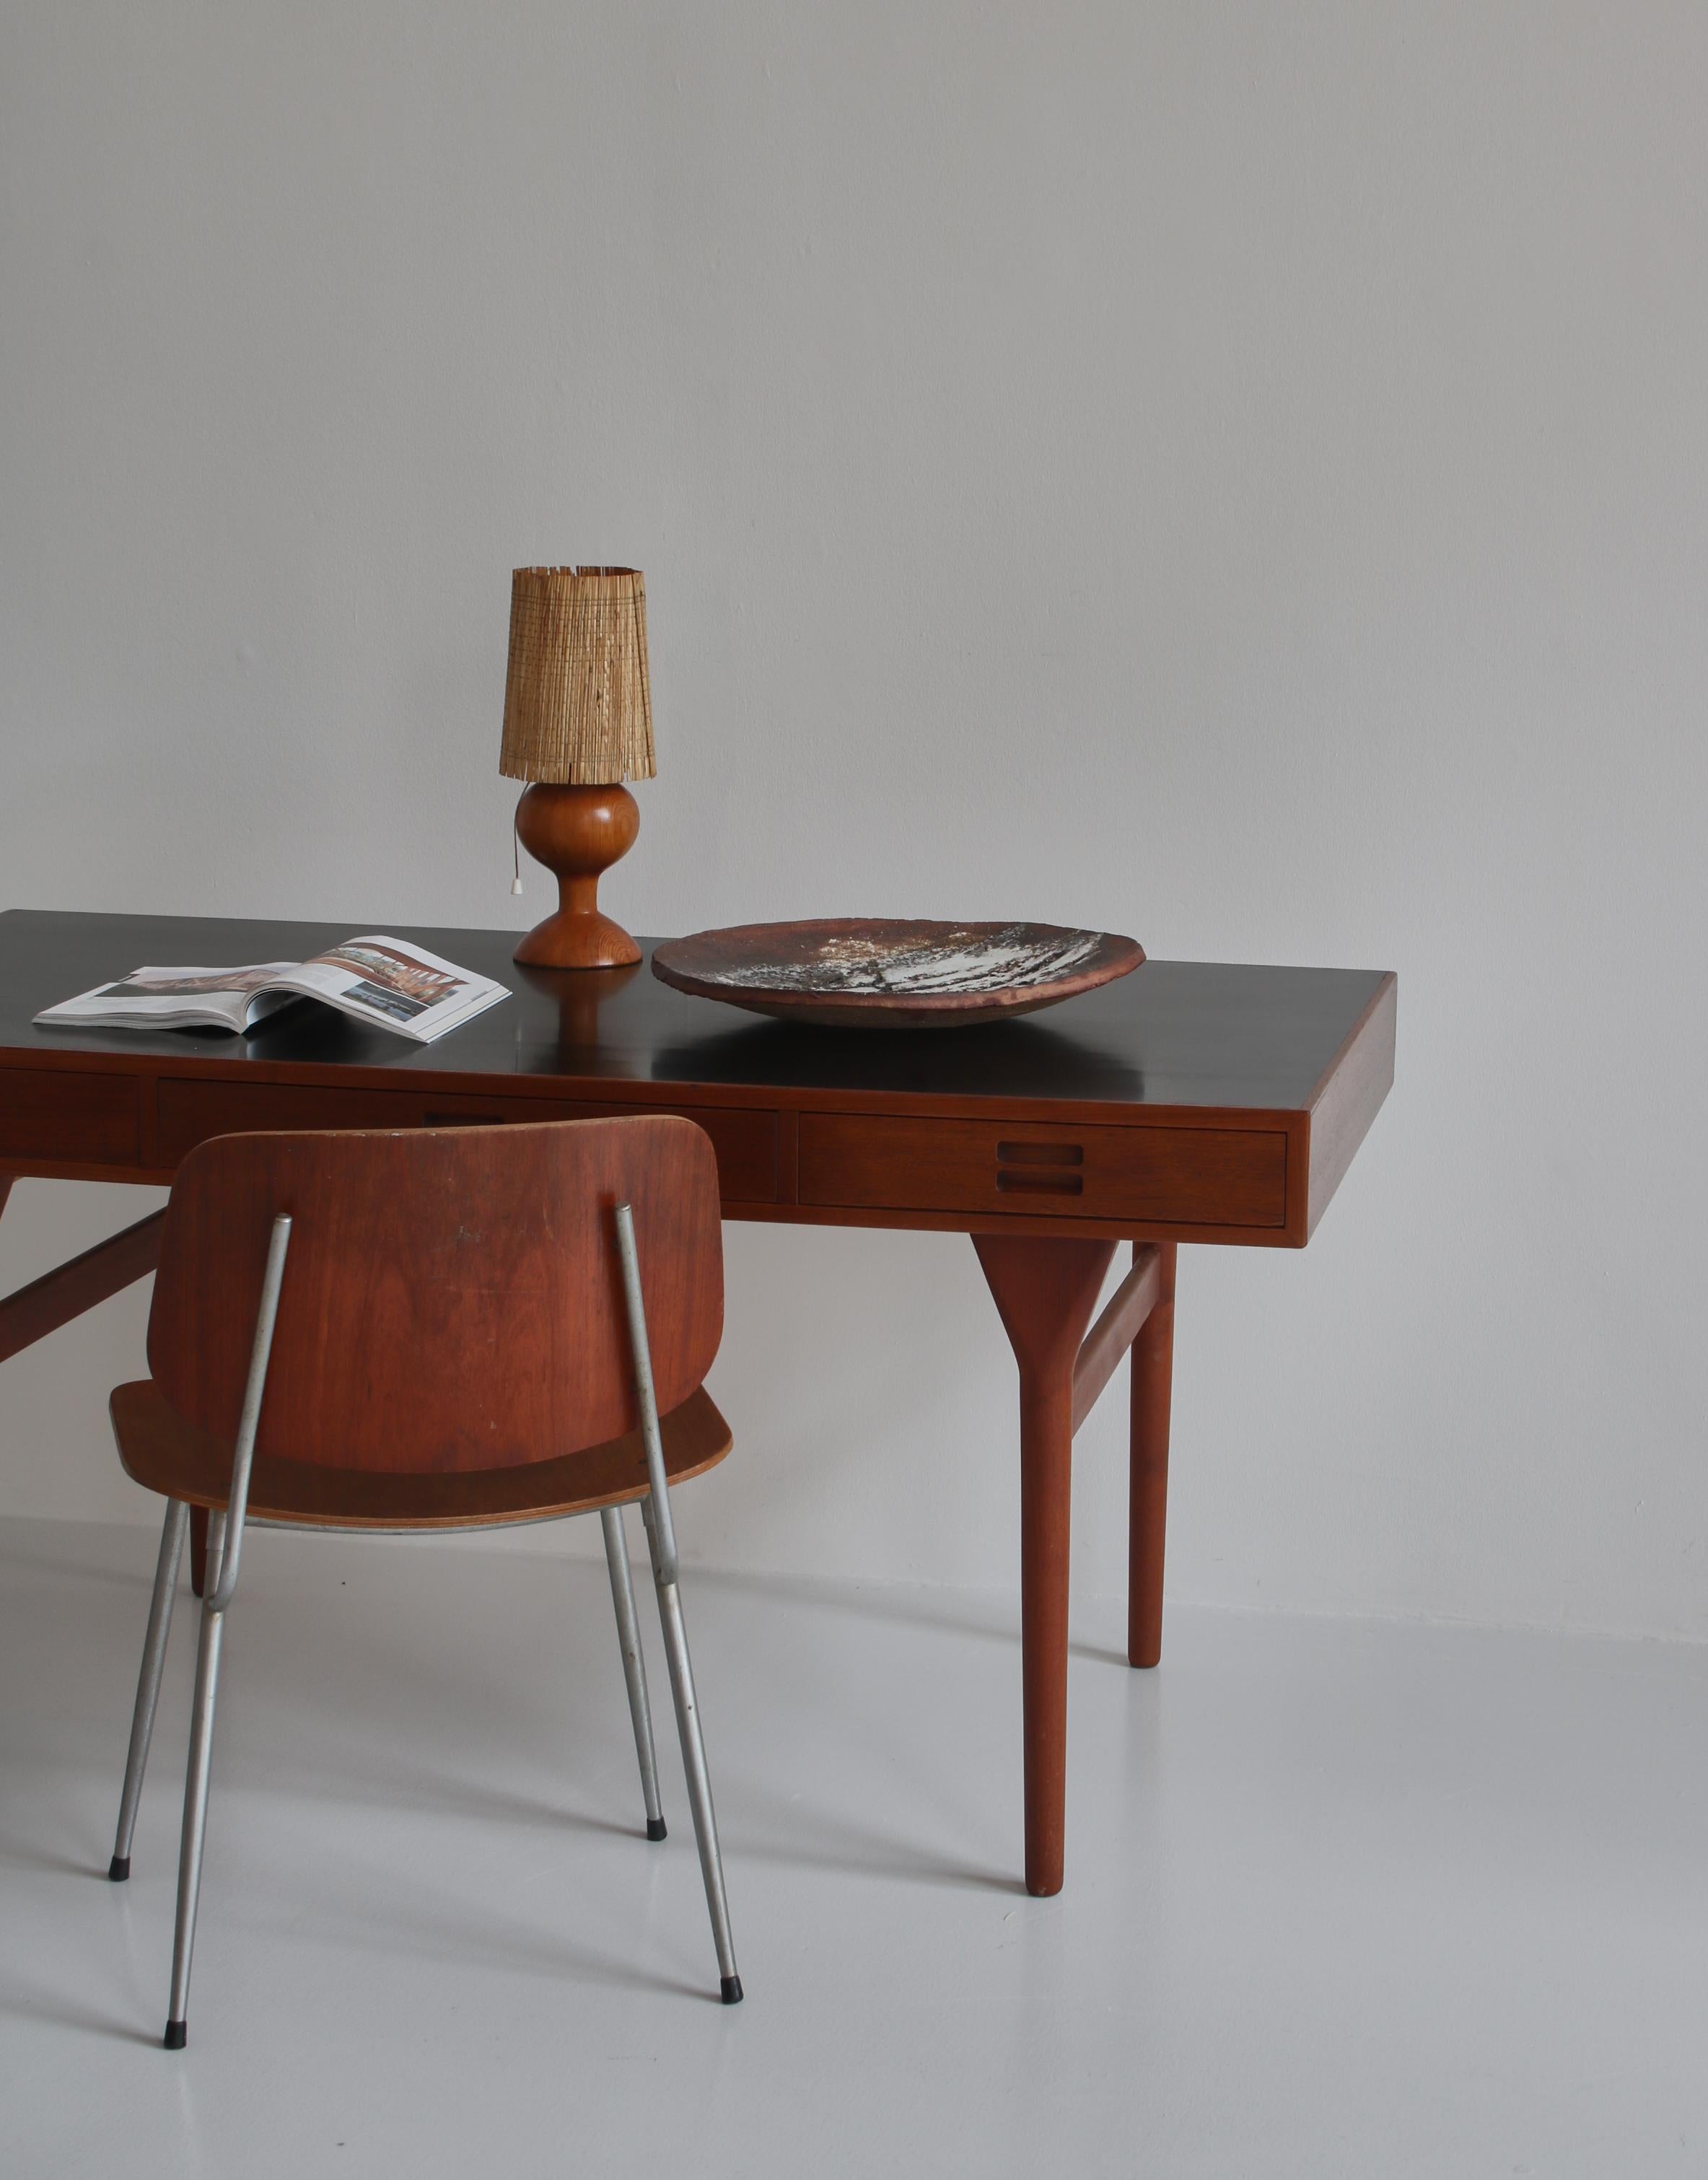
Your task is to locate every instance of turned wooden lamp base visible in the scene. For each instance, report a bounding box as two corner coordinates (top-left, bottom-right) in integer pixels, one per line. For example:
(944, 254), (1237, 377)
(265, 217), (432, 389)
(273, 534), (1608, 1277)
(512, 782), (643, 969)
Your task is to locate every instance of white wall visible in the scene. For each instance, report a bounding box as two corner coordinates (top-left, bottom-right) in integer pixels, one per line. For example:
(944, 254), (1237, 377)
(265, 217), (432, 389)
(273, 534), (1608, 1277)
(3, 3), (1704, 1639)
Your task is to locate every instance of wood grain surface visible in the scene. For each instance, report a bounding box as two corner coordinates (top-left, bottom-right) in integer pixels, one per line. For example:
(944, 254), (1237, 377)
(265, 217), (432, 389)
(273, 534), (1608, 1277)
(112, 1379), (730, 1526)
(148, 1115), (723, 1472)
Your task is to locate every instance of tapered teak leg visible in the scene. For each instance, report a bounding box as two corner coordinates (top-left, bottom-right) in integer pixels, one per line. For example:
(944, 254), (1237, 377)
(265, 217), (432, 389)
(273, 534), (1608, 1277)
(1129, 1241), (1177, 1669)
(973, 1233), (1118, 1899)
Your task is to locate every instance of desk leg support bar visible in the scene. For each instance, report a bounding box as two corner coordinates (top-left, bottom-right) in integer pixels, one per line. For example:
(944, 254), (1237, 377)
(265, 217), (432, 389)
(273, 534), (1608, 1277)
(0, 1183), (195, 1585)
(0, 1201), (167, 1369)
(974, 1235), (1118, 1899)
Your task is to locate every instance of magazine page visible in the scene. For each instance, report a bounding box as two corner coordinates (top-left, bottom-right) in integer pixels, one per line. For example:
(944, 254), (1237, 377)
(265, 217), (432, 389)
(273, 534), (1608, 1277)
(276, 936), (509, 1043)
(33, 963), (302, 1033)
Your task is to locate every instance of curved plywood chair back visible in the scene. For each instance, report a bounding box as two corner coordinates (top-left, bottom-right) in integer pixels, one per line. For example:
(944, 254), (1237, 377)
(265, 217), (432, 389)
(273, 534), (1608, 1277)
(147, 1115), (723, 1474)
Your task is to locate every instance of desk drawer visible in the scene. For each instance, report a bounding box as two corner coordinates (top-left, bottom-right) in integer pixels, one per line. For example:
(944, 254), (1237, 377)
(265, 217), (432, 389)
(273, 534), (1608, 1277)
(798, 1114), (1287, 1228)
(157, 1080), (425, 1161)
(157, 1080), (777, 1204)
(0, 1069), (141, 1166)
(420, 1095), (777, 1204)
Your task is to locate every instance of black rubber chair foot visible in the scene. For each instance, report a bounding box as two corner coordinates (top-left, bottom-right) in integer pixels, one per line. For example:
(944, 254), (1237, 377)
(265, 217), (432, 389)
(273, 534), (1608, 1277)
(163, 2021), (187, 2050)
(108, 1855), (130, 1883)
(646, 1816), (667, 1842)
(720, 1975), (744, 2006)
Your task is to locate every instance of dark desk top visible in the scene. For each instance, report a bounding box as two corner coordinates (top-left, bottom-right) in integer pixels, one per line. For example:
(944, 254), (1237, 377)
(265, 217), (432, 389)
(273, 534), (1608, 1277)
(0, 909), (1392, 1119)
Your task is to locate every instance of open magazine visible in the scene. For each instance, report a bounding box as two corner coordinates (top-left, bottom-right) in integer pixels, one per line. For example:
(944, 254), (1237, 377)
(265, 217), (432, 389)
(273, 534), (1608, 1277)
(34, 935), (509, 1044)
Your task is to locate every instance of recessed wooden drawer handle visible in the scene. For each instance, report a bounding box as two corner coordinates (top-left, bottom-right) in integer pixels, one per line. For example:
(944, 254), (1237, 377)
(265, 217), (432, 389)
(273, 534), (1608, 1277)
(996, 1140), (1085, 1195)
(424, 1111), (513, 1128)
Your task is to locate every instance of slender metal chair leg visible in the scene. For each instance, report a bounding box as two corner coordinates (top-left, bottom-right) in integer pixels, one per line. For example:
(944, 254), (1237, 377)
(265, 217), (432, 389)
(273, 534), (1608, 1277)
(613, 1202), (742, 2005)
(165, 1512), (229, 2049)
(162, 1208), (292, 2052)
(646, 1505), (742, 2004)
(110, 1499), (190, 1881)
(600, 1504), (667, 1841)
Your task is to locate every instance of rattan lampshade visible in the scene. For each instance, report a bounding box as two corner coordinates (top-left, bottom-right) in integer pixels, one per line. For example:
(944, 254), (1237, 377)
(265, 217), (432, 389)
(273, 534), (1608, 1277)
(499, 566), (656, 786)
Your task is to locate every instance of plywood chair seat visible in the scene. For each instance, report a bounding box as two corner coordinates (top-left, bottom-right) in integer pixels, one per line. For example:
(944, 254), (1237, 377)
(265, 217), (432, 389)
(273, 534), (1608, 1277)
(110, 1378), (732, 1531)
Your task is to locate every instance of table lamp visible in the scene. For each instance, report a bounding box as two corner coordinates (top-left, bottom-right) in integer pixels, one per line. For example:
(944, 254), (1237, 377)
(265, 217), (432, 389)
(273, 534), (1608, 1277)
(500, 564), (656, 968)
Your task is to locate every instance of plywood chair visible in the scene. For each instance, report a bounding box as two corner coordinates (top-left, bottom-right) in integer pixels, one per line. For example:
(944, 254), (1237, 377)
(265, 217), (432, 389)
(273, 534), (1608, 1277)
(103, 1114), (743, 2048)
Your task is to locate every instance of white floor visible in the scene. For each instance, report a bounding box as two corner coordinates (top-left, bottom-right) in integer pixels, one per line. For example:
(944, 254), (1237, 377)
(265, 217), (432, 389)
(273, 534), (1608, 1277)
(2, 1517), (1706, 2178)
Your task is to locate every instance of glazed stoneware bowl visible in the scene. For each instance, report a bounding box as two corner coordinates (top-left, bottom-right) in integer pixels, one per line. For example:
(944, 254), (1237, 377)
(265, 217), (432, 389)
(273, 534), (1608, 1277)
(650, 919), (1144, 1030)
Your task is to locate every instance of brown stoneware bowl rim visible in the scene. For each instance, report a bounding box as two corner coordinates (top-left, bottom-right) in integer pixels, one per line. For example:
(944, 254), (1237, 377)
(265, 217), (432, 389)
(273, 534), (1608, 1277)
(650, 919), (1145, 1030)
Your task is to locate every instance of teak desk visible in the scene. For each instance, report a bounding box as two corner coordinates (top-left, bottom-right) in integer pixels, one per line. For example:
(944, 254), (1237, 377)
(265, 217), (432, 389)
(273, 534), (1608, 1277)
(0, 910), (1396, 1896)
